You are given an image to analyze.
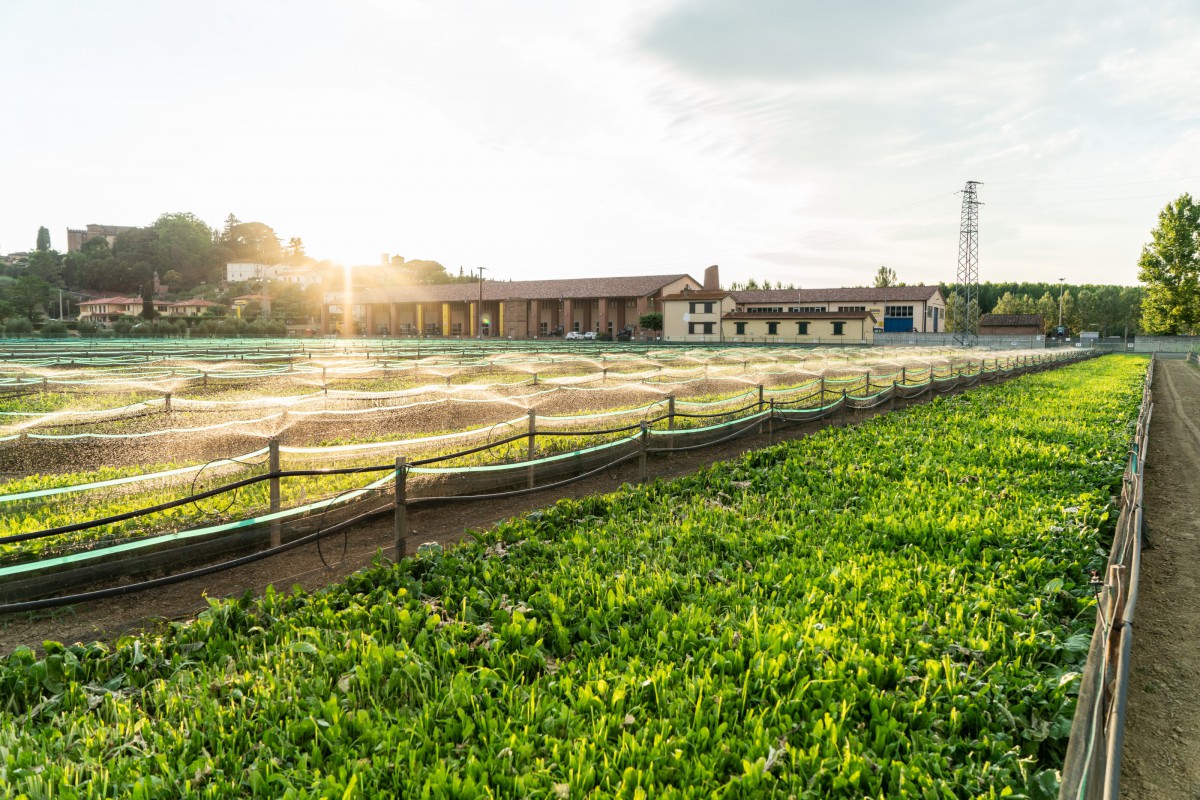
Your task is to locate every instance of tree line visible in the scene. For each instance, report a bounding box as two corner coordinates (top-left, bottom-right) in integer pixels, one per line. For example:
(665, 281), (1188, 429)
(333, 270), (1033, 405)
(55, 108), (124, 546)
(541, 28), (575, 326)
(0, 213), (468, 328)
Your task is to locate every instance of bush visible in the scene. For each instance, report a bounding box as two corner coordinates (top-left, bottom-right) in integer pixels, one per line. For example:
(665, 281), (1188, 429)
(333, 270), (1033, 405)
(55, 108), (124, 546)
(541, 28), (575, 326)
(40, 320), (69, 338)
(77, 321), (99, 338)
(112, 318), (134, 337)
(4, 318), (34, 338)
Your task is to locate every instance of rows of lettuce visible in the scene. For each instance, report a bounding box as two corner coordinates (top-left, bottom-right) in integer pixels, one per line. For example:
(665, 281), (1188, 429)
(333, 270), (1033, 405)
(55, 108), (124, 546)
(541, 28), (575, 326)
(0, 355), (1145, 798)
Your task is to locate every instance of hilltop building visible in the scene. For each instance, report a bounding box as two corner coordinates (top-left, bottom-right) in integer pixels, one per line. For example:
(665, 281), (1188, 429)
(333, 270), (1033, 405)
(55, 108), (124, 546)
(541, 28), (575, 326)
(66, 224), (136, 252)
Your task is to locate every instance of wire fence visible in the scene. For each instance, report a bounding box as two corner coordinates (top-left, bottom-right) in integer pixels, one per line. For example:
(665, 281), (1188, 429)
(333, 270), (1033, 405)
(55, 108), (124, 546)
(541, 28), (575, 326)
(1058, 355), (1154, 800)
(0, 350), (1092, 610)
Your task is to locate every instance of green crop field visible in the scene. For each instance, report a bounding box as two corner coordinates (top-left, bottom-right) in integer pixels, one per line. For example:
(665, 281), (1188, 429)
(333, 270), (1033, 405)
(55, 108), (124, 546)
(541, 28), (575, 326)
(0, 355), (1145, 798)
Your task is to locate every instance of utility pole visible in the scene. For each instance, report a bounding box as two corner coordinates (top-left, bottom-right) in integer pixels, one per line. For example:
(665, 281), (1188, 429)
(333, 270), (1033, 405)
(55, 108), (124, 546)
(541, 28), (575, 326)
(953, 181), (983, 347)
(477, 266), (488, 337)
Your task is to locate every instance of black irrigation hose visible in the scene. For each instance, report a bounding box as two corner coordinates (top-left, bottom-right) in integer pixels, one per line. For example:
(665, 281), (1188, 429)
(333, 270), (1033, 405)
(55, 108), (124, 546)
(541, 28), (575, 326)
(0, 500), (396, 614)
(406, 447), (644, 507)
(672, 401), (761, 420)
(0, 463), (394, 546)
(647, 415), (766, 454)
(190, 455), (269, 517)
(312, 487), (364, 568)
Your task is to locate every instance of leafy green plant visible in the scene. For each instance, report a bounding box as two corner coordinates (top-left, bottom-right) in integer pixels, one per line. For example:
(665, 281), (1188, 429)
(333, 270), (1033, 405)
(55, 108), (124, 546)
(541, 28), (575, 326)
(0, 356), (1145, 797)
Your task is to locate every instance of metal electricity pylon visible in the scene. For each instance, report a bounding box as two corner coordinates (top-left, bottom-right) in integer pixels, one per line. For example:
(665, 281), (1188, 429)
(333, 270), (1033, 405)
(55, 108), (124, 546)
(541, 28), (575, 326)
(953, 181), (982, 347)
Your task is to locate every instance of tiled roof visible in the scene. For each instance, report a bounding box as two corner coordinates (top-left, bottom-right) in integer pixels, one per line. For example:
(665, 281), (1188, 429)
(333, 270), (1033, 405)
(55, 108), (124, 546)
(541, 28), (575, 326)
(731, 285), (942, 304)
(979, 313), (1043, 327)
(723, 310), (877, 321)
(661, 290), (733, 301)
(78, 296), (140, 306)
(331, 274), (698, 304)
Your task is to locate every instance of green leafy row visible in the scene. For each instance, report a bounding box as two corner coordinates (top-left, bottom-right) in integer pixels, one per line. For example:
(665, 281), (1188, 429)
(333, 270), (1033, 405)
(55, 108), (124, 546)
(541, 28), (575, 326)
(0, 355), (1144, 798)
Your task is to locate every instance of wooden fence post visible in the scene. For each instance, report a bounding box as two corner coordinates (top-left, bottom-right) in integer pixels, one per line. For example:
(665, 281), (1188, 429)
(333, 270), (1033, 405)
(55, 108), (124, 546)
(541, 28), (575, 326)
(638, 420), (648, 483)
(394, 456), (408, 558)
(527, 409), (537, 489)
(757, 384), (765, 434)
(269, 437), (281, 547)
(164, 392), (172, 413)
(667, 395), (676, 454)
(768, 399), (775, 444)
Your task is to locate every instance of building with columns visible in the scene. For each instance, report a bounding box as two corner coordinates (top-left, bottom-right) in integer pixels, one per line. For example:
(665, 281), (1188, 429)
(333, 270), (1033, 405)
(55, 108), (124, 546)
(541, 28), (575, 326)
(321, 273), (702, 338)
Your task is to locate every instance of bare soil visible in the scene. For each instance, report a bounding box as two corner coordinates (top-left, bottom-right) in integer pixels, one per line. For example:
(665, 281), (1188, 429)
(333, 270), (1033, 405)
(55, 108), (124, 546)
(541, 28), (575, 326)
(1121, 358), (1200, 798)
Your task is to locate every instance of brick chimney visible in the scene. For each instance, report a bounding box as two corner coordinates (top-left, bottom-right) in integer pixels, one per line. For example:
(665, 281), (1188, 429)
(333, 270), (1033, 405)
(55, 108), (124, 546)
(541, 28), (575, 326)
(703, 264), (719, 291)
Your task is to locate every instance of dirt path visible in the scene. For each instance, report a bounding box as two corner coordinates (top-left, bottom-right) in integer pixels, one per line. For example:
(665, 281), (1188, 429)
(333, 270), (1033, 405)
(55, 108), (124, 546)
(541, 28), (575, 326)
(1122, 358), (1200, 798)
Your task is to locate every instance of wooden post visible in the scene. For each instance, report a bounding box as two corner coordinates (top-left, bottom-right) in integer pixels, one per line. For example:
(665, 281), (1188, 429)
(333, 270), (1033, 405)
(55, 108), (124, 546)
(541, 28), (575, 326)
(269, 438), (282, 547)
(767, 399), (775, 444)
(757, 384), (765, 434)
(394, 456), (408, 558)
(202, 372), (208, 388)
(164, 392), (172, 413)
(602, 367), (607, 382)
(840, 389), (848, 426)
(666, 395), (676, 454)
(532, 372), (538, 386)
(527, 409), (537, 489)
(638, 420), (648, 483)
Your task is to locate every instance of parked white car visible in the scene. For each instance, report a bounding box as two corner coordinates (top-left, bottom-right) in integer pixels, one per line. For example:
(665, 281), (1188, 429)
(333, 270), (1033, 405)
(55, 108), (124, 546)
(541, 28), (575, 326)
(565, 331), (585, 340)
(582, 330), (598, 339)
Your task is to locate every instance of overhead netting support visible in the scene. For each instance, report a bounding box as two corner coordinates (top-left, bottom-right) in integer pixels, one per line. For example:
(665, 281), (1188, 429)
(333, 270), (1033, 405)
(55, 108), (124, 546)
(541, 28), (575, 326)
(0, 348), (1094, 609)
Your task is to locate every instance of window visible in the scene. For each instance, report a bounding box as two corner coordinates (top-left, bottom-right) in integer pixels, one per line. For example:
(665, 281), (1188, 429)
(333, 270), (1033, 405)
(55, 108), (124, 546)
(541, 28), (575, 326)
(573, 321), (580, 332)
(796, 321), (809, 335)
(688, 322), (715, 335)
(766, 322), (779, 335)
(832, 322), (845, 335)
(791, 306), (825, 313)
(540, 321), (548, 334)
(734, 322), (746, 335)
(885, 305), (914, 318)
(451, 323), (463, 335)
(592, 299), (600, 308)
(837, 305), (865, 312)
(689, 301), (715, 314)
(746, 306), (783, 314)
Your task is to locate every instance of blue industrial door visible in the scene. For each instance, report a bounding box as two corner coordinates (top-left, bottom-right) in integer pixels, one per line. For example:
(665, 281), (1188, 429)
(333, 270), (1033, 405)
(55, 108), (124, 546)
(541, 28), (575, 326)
(883, 316), (911, 332)
(933, 307), (939, 332)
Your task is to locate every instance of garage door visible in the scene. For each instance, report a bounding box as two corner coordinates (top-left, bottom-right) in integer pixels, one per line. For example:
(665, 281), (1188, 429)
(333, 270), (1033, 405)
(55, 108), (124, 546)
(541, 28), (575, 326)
(883, 317), (912, 332)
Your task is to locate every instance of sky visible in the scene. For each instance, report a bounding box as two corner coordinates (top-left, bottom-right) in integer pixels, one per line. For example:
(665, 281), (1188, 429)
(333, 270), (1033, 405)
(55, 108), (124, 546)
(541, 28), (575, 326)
(3, 1), (1198, 289)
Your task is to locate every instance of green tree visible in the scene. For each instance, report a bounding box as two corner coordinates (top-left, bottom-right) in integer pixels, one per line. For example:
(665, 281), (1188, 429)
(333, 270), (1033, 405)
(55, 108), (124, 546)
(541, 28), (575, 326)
(26, 248), (63, 285)
(992, 291), (1035, 315)
(1035, 292), (1059, 334)
(283, 237), (307, 264)
(1138, 193), (1200, 334)
(141, 280), (157, 320)
(153, 212), (220, 288)
(10, 275), (53, 322)
(874, 266), (897, 288)
(638, 312), (663, 333)
(226, 221), (282, 263)
(35, 226), (51, 252)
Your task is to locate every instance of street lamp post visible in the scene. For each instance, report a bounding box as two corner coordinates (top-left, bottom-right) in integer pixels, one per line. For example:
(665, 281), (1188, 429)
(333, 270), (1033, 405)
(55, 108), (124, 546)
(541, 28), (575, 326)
(1058, 278), (1065, 337)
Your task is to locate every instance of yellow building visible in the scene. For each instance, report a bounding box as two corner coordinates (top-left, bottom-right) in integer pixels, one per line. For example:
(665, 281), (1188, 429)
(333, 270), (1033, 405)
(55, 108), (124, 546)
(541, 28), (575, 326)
(661, 282), (945, 343)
